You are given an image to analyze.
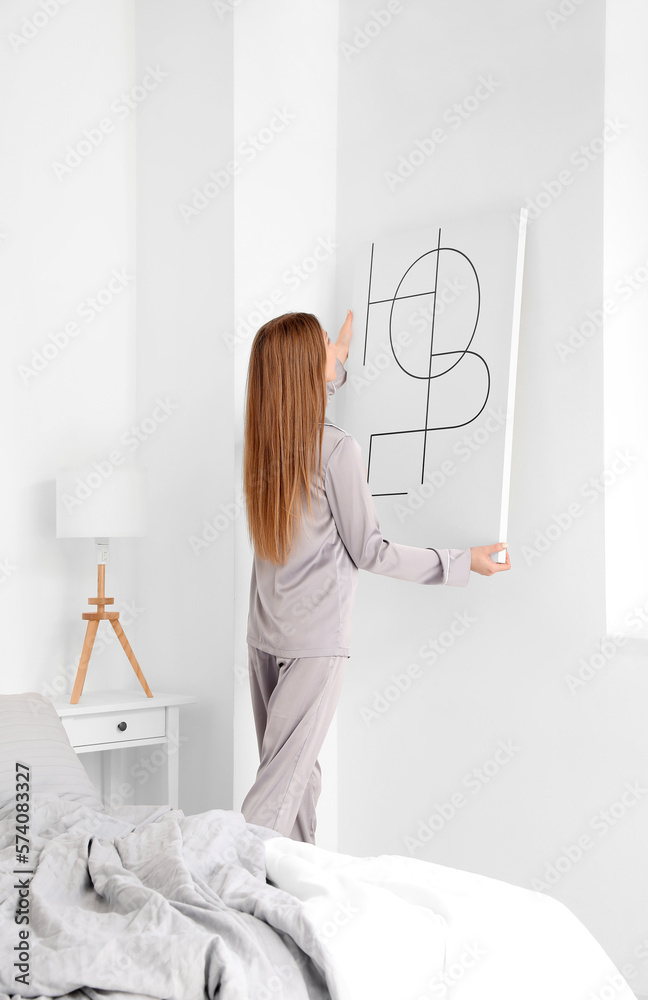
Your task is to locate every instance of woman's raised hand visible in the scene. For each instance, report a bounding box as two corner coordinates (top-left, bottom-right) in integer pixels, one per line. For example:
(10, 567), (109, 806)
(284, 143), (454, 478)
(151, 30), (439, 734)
(335, 309), (353, 364)
(470, 543), (511, 575)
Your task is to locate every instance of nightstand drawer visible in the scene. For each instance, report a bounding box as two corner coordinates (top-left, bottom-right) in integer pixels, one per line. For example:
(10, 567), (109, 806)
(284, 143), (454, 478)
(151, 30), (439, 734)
(62, 707), (167, 748)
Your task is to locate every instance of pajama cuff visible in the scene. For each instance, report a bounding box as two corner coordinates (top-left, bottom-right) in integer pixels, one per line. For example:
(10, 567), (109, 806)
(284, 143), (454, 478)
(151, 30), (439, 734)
(443, 547), (472, 586)
(326, 356), (347, 399)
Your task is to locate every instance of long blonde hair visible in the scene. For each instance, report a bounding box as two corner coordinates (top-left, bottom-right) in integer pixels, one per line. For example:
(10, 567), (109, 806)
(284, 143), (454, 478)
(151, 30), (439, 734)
(244, 312), (327, 565)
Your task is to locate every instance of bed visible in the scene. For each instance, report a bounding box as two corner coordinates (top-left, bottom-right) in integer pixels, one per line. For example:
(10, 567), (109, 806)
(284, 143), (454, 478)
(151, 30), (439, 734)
(0, 692), (638, 1000)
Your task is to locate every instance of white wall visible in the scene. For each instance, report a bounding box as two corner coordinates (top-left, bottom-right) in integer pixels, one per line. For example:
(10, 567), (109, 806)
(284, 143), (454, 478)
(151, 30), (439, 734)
(231, 0), (341, 849)
(604, 0), (648, 640)
(0, 0), (138, 704)
(334, 0), (648, 991)
(129, 0), (235, 815)
(1, 0), (235, 816)
(602, 7), (648, 983)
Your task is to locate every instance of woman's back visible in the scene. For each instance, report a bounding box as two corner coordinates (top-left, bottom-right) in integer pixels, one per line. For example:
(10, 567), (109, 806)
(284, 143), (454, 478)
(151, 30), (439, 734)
(246, 414), (357, 657)
(246, 358), (472, 658)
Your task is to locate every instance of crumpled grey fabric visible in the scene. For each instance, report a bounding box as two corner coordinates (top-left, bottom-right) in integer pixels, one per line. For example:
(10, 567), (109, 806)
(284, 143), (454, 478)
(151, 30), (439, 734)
(0, 794), (331, 1000)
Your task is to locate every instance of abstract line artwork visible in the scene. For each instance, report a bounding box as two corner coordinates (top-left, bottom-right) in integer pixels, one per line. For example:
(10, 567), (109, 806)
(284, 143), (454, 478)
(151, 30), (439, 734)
(363, 227), (490, 497)
(340, 209), (527, 552)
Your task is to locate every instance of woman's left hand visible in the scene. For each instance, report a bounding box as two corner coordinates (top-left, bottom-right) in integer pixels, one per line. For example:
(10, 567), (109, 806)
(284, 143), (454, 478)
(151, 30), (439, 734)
(335, 309), (353, 364)
(470, 543), (511, 575)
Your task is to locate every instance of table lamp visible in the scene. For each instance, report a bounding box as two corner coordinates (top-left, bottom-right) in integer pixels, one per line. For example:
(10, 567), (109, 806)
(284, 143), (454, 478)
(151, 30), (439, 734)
(56, 463), (152, 704)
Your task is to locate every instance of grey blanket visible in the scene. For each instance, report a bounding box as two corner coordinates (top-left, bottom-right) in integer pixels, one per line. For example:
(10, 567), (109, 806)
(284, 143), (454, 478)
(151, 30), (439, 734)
(0, 795), (331, 1000)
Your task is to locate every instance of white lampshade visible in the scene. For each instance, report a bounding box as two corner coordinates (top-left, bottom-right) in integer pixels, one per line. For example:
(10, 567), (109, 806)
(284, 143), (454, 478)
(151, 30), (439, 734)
(56, 463), (147, 538)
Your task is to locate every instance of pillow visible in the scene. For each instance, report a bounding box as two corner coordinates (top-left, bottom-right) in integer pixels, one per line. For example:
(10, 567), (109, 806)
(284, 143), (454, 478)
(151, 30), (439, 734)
(0, 692), (103, 811)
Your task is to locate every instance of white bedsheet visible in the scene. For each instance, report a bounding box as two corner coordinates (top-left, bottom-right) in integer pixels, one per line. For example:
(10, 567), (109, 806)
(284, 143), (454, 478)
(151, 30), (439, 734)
(264, 838), (638, 1000)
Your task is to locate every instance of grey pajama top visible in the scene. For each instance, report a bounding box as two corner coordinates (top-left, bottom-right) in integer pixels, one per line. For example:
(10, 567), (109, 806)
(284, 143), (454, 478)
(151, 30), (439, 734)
(246, 356), (472, 657)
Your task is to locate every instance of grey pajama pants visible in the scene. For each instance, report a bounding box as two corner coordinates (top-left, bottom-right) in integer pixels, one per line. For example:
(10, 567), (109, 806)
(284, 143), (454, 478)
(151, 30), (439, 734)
(240, 642), (348, 844)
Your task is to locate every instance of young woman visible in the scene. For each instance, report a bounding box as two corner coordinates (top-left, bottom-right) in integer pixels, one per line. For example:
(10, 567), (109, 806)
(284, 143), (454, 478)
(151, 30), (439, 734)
(240, 310), (510, 844)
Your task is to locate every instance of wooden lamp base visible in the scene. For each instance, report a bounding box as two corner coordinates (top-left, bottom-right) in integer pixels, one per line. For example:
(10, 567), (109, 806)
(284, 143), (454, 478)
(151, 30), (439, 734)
(70, 563), (153, 704)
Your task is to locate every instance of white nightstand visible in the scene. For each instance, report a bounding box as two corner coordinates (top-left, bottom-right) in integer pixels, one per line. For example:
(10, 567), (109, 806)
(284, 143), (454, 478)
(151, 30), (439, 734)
(53, 691), (196, 809)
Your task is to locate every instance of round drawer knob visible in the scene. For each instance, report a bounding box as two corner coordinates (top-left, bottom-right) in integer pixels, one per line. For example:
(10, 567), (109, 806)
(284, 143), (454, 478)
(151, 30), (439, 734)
(117, 721), (127, 732)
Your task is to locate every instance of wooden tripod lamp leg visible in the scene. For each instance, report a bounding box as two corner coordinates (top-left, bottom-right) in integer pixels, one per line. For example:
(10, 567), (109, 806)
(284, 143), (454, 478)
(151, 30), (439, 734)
(70, 620), (100, 704)
(70, 555), (153, 703)
(110, 619), (153, 698)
